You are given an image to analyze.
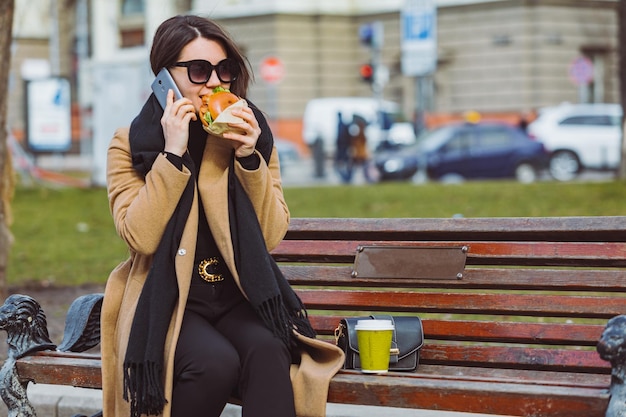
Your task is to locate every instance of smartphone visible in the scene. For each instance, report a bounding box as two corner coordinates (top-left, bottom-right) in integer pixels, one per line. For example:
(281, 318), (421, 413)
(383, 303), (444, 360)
(151, 68), (183, 109)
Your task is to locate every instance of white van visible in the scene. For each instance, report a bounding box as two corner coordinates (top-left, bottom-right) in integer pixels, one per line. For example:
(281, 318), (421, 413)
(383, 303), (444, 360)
(302, 97), (410, 157)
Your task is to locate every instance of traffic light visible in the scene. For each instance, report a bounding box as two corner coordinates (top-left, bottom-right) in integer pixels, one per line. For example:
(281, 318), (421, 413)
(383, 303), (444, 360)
(359, 22), (383, 89)
(360, 63), (374, 83)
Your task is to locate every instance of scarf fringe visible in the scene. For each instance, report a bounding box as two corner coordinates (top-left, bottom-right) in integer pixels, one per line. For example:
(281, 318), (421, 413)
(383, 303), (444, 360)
(123, 361), (167, 417)
(292, 308), (317, 339)
(256, 295), (317, 347)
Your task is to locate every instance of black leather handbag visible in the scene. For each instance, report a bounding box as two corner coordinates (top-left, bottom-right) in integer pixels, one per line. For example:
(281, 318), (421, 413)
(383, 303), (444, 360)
(335, 315), (424, 372)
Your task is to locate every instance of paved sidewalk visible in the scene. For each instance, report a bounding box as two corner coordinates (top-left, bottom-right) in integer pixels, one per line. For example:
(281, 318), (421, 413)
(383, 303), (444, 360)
(0, 384), (515, 417)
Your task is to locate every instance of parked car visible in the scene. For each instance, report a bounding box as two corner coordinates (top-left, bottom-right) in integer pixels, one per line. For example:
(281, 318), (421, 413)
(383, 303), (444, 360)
(372, 121), (549, 183)
(527, 103), (622, 181)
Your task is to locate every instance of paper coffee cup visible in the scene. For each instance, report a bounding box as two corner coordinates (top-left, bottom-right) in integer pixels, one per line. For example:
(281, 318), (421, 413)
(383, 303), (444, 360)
(355, 319), (395, 373)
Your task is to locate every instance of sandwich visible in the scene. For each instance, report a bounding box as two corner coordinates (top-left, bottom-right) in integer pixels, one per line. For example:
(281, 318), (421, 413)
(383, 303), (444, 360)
(199, 86), (247, 136)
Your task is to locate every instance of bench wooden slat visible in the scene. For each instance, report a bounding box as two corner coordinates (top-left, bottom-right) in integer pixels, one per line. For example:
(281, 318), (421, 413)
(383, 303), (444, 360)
(423, 320), (605, 346)
(420, 344), (608, 373)
(285, 265), (626, 291)
(286, 216), (626, 243)
(327, 370), (609, 416)
(308, 316), (605, 346)
(274, 240), (626, 267)
(298, 289), (625, 318)
(15, 352), (611, 390)
(16, 353), (102, 389)
(468, 241), (626, 267)
(415, 364), (610, 388)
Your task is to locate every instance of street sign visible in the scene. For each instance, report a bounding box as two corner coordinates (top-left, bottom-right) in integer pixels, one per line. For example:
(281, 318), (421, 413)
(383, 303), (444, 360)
(26, 77), (72, 152)
(260, 56), (285, 84)
(401, 0), (437, 77)
(569, 56), (594, 86)
(359, 22), (384, 49)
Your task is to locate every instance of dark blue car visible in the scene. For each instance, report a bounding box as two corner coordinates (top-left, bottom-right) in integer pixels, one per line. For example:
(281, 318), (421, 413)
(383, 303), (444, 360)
(372, 122), (549, 183)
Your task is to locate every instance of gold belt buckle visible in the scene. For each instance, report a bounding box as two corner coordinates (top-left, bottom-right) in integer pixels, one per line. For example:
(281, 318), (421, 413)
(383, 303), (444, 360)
(198, 257), (224, 283)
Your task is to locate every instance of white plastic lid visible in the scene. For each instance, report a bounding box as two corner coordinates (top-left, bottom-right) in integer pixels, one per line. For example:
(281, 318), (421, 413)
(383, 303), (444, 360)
(355, 319), (394, 330)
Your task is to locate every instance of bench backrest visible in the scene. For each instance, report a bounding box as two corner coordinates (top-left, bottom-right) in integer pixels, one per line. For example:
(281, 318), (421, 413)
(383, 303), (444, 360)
(272, 216), (626, 375)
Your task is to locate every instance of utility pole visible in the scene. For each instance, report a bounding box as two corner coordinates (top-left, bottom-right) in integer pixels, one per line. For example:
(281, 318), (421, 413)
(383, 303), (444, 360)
(619, 0), (626, 179)
(50, 0), (60, 75)
(76, 0), (91, 162)
(0, 0), (16, 299)
(401, 0), (437, 136)
(359, 22), (388, 140)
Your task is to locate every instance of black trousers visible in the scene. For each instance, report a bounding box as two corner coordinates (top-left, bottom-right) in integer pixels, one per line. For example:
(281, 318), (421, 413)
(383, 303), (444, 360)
(171, 278), (296, 417)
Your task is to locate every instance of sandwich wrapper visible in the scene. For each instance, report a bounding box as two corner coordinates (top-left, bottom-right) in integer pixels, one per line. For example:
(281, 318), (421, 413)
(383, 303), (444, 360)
(202, 99), (248, 136)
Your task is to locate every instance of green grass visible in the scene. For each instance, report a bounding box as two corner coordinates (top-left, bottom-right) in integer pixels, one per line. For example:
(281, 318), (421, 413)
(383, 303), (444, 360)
(6, 179), (626, 286)
(283, 180), (626, 217)
(8, 186), (127, 287)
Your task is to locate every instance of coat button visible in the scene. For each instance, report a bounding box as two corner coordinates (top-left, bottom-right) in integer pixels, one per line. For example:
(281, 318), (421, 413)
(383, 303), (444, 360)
(177, 248), (187, 256)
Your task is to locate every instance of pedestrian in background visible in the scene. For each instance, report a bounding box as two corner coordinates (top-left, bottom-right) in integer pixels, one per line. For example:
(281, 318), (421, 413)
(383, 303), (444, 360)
(348, 114), (374, 183)
(334, 111), (353, 183)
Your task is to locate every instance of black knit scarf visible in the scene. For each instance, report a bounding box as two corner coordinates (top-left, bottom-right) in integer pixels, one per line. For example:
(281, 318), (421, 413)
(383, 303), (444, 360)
(123, 94), (315, 417)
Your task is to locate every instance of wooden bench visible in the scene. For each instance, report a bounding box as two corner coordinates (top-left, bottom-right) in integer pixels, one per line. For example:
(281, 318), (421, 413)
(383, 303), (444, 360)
(2, 216), (626, 417)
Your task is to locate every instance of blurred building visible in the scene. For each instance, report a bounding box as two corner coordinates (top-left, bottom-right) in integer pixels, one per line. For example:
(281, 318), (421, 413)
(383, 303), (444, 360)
(7, 0), (620, 171)
(9, 0), (77, 147)
(198, 0), (619, 133)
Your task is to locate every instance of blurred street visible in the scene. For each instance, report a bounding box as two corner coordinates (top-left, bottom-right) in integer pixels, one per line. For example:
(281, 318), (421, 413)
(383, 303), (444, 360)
(33, 152), (616, 189)
(277, 153), (616, 187)
(280, 155), (370, 187)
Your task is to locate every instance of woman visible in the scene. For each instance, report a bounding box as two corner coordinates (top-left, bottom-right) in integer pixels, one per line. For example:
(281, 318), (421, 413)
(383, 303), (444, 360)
(101, 15), (343, 417)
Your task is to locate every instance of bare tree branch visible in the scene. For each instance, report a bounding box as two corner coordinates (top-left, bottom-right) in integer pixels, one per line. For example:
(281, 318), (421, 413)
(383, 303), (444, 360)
(0, 0), (16, 299)
(617, 0), (626, 180)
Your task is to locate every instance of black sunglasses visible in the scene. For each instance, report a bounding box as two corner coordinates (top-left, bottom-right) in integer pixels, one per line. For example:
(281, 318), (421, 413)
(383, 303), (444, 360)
(173, 58), (239, 84)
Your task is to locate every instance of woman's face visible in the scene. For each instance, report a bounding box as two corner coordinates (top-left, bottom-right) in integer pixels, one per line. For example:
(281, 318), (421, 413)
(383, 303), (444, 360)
(169, 37), (230, 112)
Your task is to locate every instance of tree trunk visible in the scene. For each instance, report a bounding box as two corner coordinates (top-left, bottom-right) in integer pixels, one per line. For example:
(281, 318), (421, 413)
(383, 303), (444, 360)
(619, 0), (626, 179)
(0, 0), (15, 300)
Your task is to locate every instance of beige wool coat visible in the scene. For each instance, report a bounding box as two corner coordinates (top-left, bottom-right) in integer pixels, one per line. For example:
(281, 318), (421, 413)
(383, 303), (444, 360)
(101, 128), (344, 417)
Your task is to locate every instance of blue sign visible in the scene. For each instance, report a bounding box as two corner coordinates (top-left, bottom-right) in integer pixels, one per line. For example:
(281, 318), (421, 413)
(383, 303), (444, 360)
(359, 22), (383, 49)
(403, 9), (435, 41)
(401, 0), (437, 77)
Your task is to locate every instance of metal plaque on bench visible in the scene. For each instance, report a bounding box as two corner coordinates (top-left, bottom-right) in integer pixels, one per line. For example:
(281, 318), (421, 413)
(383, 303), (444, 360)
(352, 246), (468, 280)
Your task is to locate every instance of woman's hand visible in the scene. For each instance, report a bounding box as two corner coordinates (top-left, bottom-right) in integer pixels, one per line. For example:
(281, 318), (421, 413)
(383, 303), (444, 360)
(161, 89), (197, 156)
(222, 106), (262, 158)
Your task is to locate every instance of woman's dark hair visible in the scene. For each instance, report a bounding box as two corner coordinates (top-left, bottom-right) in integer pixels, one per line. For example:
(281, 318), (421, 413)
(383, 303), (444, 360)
(150, 15), (251, 97)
